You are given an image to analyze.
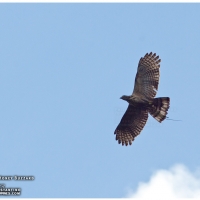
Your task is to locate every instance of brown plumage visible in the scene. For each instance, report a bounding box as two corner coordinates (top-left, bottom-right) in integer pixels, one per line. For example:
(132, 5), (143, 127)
(114, 52), (170, 146)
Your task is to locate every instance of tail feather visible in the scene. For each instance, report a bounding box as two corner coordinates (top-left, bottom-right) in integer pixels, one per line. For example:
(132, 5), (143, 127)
(149, 97), (170, 123)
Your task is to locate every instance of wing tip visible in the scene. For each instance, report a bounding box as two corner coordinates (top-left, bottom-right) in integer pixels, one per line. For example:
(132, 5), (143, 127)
(115, 132), (133, 146)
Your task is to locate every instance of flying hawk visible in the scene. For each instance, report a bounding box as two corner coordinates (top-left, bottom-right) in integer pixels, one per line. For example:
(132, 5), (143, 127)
(114, 52), (170, 146)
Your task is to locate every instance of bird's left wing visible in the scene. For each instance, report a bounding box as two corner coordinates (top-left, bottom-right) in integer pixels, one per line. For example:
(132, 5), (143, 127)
(133, 52), (161, 101)
(114, 105), (148, 146)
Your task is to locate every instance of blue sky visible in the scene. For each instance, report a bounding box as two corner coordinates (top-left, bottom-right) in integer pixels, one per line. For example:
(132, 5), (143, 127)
(0, 3), (200, 198)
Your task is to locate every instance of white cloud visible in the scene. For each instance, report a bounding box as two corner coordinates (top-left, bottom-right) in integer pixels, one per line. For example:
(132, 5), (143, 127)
(127, 164), (200, 198)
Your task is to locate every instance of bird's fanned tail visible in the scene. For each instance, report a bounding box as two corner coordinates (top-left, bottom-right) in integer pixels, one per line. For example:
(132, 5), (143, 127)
(149, 97), (170, 122)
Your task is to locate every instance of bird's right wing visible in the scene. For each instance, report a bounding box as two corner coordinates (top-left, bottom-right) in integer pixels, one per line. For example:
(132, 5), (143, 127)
(114, 105), (148, 146)
(133, 52), (161, 101)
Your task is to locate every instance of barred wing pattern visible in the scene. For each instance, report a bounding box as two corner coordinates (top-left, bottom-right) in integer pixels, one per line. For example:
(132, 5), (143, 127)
(114, 105), (148, 146)
(133, 52), (161, 101)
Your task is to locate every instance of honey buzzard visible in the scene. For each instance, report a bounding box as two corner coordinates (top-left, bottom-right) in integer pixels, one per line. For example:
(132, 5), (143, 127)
(114, 52), (170, 146)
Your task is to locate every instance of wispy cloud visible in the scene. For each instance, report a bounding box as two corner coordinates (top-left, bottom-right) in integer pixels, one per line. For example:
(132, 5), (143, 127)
(127, 164), (200, 198)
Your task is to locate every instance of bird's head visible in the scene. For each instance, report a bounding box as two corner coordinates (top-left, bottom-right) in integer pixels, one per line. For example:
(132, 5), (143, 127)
(120, 95), (131, 101)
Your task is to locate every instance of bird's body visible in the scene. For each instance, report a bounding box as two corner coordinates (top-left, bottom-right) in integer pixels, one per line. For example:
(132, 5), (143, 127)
(121, 95), (152, 105)
(114, 52), (170, 146)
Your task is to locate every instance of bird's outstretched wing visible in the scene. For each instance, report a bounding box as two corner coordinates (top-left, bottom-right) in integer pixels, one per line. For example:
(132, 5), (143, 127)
(133, 52), (161, 101)
(114, 105), (148, 146)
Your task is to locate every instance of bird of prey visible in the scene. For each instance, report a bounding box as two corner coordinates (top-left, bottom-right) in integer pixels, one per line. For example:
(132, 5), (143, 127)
(114, 52), (170, 146)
